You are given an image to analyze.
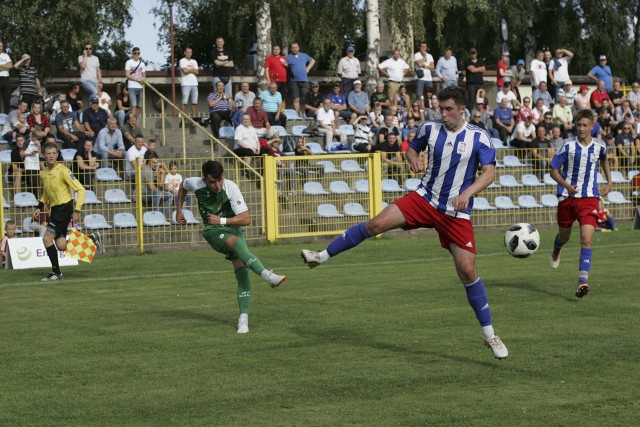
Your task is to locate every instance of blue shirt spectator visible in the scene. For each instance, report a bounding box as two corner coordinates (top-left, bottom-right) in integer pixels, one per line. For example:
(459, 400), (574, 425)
(493, 105), (513, 124)
(588, 55), (613, 91)
(259, 89), (283, 113)
(286, 51), (314, 82)
(348, 82), (370, 115)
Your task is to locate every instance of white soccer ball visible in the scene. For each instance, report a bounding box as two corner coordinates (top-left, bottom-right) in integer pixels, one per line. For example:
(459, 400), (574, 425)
(504, 223), (540, 258)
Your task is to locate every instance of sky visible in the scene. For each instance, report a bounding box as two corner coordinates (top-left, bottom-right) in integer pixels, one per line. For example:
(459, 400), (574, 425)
(125, 0), (166, 69)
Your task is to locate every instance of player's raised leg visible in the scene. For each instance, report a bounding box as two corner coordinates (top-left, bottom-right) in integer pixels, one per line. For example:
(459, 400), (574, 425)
(576, 223), (596, 298)
(227, 235), (286, 288)
(301, 204), (407, 268)
(450, 244), (508, 359)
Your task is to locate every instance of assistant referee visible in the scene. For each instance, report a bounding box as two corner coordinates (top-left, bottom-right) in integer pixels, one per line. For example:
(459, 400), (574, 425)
(33, 142), (86, 281)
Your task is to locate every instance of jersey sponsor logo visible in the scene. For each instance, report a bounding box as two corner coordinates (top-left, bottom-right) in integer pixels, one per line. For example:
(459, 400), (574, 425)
(457, 142), (467, 154)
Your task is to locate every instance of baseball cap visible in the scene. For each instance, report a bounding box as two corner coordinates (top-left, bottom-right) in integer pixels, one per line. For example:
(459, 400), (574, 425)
(517, 59), (525, 65)
(599, 55), (607, 61)
(310, 81), (319, 87)
(354, 80), (362, 85)
(580, 84), (588, 90)
(333, 82), (341, 88)
(90, 96), (99, 103)
(347, 46), (355, 52)
(564, 80), (572, 86)
(503, 51), (510, 56)
(476, 98), (484, 104)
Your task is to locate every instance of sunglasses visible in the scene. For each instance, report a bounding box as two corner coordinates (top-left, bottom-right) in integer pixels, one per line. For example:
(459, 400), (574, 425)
(85, 47), (93, 50)
(473, 116), (481, 119)
(133, 51), (140, 55)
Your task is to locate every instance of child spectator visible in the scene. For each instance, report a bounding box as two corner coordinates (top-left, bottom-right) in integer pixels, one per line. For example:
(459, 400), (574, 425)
(596, 198), (617, 232)
(143, 139), (158, 159)
(294, 137), (313, 156)
(1, 220), (17, 267)
(51, 93), (68, 121)
(400, 130), (417, 152)
(164, 161), (190, 208)
(353, 115), (374, 153)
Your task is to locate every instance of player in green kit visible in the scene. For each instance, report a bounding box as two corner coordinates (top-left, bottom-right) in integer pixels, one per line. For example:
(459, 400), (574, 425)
(176, 160), (286, 334)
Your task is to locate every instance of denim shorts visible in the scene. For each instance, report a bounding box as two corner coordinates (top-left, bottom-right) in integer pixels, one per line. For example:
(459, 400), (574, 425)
(181, 85), (198, 104)
(129, 88), (142, 107)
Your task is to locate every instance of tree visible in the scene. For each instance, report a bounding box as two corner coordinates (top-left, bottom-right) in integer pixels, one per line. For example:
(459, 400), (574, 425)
(365, 0), (381, 93)
(0, 0), (132, 79)
(255, 2), (272, 92)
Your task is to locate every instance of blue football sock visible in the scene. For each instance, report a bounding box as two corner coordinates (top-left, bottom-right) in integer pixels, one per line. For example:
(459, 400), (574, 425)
(553, 234), (564, 251)
(579, 248), (592, 283)
(464, 278), (492, 327)
(326, 222), (371, 257)
(606, 217), (617, 230)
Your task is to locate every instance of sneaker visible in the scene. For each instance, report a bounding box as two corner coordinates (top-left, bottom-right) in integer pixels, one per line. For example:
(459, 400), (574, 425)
(301, 249), (323, 268)
(41, 271), (63, 282)
(237, 313), (249, 334)
(265, 270), (286, 288)
(549, 250), (561, 269)
(90, 231), (105, 254)
(575, 282), (590, 298)
(484, 335), (508, 359)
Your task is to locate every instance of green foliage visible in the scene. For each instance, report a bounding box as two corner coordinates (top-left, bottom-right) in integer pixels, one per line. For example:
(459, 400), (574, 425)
(1, 230), (639, 424)
(0, 0), (132, 79)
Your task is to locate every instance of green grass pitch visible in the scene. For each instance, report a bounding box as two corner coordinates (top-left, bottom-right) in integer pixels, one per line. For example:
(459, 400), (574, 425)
(1, 227), (639, 426)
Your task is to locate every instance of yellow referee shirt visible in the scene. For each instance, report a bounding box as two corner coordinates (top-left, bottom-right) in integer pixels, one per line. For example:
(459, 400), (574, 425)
(40, 163), (86, 211)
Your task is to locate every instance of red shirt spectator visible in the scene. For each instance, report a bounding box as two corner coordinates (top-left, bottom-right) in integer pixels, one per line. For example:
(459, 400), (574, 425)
(590, 87), (611, 109)
(264, 46), (287, 83)
(246, 106), (269, 130)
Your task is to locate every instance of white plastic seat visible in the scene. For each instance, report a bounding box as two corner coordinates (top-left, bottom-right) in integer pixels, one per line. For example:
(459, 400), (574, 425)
(306, 142), (327, 154)
(2, 195), (9, 208)
(338, 124), (355, 136)
(104, 188), (132, 203)
(317, 203), (343, 218)
(472, 197), (496, 210)
(341, 159), (366, 172)
(628, 170), (639, 181)
(499, 174), (523, 187)
(113, 212), (138, 228)
(329, 180), (355, 194)
(518, 195), (543, 208)
(382, 179), (403, 192)
(502, 155), (526, 167)
(494, 196), (519, 209)
(292, 125), (309, 137)
(487, 182), (501, 189)
(84, 213), (112, 230)
(218, 126), (235, 139)
(77, 190), (101, 205)
(0, 150), (12, 163)
(521, 174), (545, 187)
(327, 142), (351, 153)
(491, 138), (506, 149)
(610, 171), (629, 183)
(404, 178), (421, 191)
(271, 125), (290, 137)
(316, 160), (340, 173)
(495, 159), (505, 168)
(303, 181), (330, 195)
(597, 172), (608, 184)
(608, 191), (631, 204)
(355, 179), (369, 193)
(544, 173), (557, 186)
(343, 202), (368, 217)
(172, 209), (200, 224)
(96, 167), (122, 181)
(22, 217), (35, 233)
(284, 109), (303, 121)
(541, 194), (559, 207)
(143, 211), (171, 226)
(61, 148), (77, 161)
(381, 202), (389, 209)
(14, 192), (39, 207)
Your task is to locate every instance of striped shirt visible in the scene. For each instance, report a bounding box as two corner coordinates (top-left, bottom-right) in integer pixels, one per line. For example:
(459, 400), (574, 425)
(409, 120), (495, 219)
(207, 92), (232, 113)
(550, 137), (607, 199)
(18, 66), (38, 95)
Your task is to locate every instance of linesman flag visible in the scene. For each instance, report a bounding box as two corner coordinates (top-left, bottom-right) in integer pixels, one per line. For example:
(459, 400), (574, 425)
(66, 229), (97, 263)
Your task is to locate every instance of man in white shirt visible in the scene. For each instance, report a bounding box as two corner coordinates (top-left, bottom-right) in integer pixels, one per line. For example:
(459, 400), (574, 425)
(125, 47), (146, 116)
(548, 48), (574, 90)
(317, 98), (348, 149)
(435, 48), (458, 89)
(234, 81), (256, 113)
(627, 81), (640, 112)
(0, 40), (13, 114)
(414, 41), (435, 100)
(495, 81), (520, 110)
(233, 114), (261, 168)
(125, 134), (148, 180)
(179, 46), (199, 118)
(529, 50), (547, 90)
(337, 45), (361, 97)
(378, 49), (409, 102)
(78, 42), (101, 98)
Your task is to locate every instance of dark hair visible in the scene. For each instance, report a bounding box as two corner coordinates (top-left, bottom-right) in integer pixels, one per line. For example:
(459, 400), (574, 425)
(169, 161), (179, 168)
(43, 142), (59, 153)
(437, 86), (467, 107)
(576, 109), (596, 122)
(202, 160), (224, 179)
(146, 153), (159, 160)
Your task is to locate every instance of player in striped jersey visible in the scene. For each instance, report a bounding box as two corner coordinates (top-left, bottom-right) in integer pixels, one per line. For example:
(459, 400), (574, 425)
(549, 109), (612, 298)
(176, 160), (286, 334)
(301, 86), (508, 359)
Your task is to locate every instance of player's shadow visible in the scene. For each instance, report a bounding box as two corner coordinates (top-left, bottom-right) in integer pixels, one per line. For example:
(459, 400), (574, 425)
(491, 280), (578, 302)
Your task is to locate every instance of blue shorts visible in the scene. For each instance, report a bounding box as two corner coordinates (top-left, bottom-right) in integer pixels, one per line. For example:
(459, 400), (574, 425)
(129, 88), (142, 107)
(181, 85), (198, 105)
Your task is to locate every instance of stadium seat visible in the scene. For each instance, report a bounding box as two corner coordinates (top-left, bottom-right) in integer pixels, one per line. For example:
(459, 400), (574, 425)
(404, 178), (421, 191)
(487, 181), (501, 189)
(0, 149), (11, 163)
(491, 138), (506, 149)
(499, 174), (523, 187)
(292, 125), (310, 137)
(218, 126), (235, 139)
(143, 211), (171, 226)
(22, 217), (35, 233)
(607, 191), (631, 204)
(84, 213), (112, 230)
(171, 209), (200, 225)
(0, 113), (7, 126)
(628, 170), (639, 181)
(14, 192), (39, 207)
(472, 197), (496, 210)
(343, 202), (368, 217)
(338, 124), (355, 136)
(317, 203), (343, 218)
(382, 179), (403, 192)
(543, 173), (557, 186)
(2, 195), (9, 208)
(61, 148), (77, 161)
(494, 195), (519, 209)
(327, 142), (351, 153)
(541, 194), (559, 207)
(610, 171), (629, 183)
(303, 181), (330, 195)
(329, 180), (355, 194)
(495, 159), (505, 168)
(306, 142), (327, 154)
(317, 161), (341, 174)
(521, 174), (545, 187)
(271, 125), (290, 137)
(113, 212), (138, 228)
(284, 109), (303, 121)
(502, 155), (526, 167)
(381, 202), (389, 209)
(597, 172), (608, 184)
(76, 190), (101, 205)
(96, 167), (122, 181)
(355, 179), (369, 193)
(104, 189), (132, 203)
(518, 195), (543, 208)
(341, 159), (366, 172)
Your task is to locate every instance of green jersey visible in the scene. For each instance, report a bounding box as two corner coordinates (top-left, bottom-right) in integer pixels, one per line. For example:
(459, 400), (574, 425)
(182, 177), (248, 229)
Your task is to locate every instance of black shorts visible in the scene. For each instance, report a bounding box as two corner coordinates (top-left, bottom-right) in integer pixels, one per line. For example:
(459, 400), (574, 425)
(288, 81), (309, 99)
(47, 200), (73, 238)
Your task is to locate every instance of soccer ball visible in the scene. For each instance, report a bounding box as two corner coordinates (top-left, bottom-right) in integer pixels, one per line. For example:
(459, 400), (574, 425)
(504, 223), (540, 258)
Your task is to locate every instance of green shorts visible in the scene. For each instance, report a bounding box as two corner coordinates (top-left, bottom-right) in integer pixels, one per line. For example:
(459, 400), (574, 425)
(202, 225), (245, 260)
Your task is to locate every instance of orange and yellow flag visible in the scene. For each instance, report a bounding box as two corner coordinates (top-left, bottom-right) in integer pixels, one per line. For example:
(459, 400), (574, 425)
(66, 229), (97, 263)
